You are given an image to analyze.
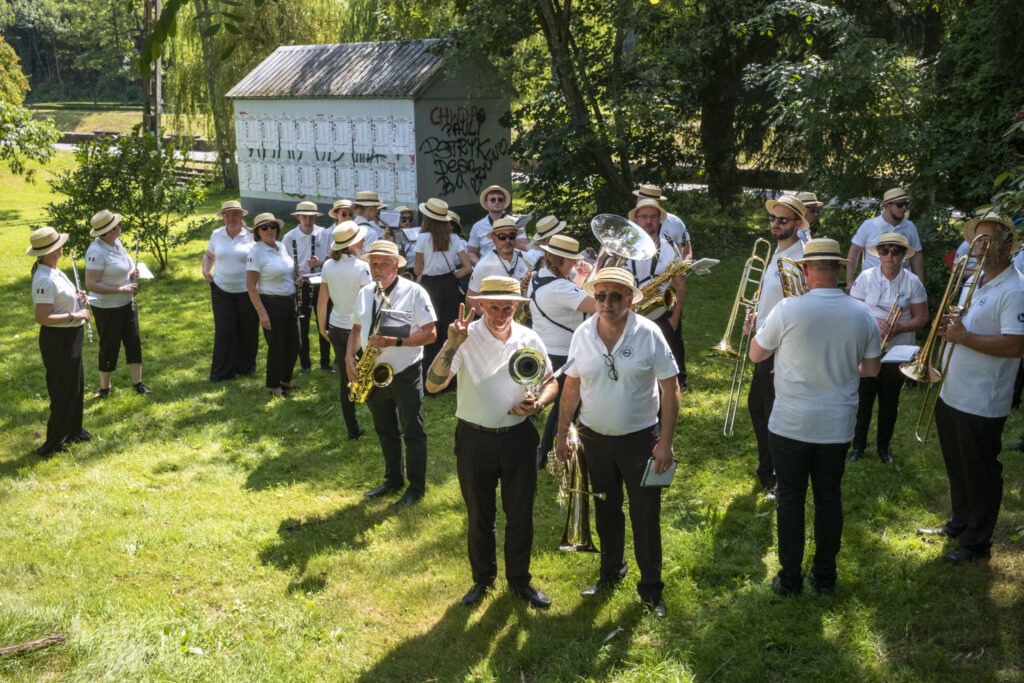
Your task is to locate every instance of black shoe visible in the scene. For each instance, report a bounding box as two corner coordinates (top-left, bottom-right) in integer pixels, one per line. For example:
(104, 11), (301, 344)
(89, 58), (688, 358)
(70, 429), (92, 443)
(36, 443), (67, 459)
(763, 483), (778, 501)
(878, 449), (894, 465)
(393, 490), (424, 507)
(580, 563), (627, 596)
(679, 383), (689, 394)
(460, 582), (492, 606)
(943, 546), (989, 565)
(918, 524), (960, 538)
(510, 584), (551, 609)
(771, 574), (802, 597)
(348, 430), (364, 441)
(365, 483), (401, 498)
(808, 571), (835, 595)
(321, 365), (336, 373)
(1007, 436), (1024, 451)
(134, 382), (152, 395)
(642, 597), (667, 618)
(94, 387), (113, 399)
(846, 448), (864, 464)
(299, 366), (312, 375)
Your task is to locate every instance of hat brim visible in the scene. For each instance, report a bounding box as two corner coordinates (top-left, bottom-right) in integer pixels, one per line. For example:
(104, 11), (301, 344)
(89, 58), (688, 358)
(883, 194), (909, 204)
(632, 189), (667, 201)
(27, 231), (70, 257)
(359, 250), (407, 269)
(419, 202), (450, 222)
(292, 211), (323, 217)
(250, 218), (284, 231)
(764, 199), (807, 229)
(90, 213), (123, 237)
(479, 186), (511, 210)
(534, 221), (567, 241)
(796, 255), (845, 265)
(217, 207), (249, 217)
(964, 215), (1017, 244)
(469, 291), (529, 302)
(332, 224), (369, 251)
(354, 200), (385, 208)
(867, 241), (916, 259)
(582, 278), (644, 304)
(539, 243), (584, 260)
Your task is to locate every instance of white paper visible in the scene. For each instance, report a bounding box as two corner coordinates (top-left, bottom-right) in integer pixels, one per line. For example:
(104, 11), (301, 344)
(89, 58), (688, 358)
(135, 262), (155, 279)
(372, 117), (393, 154)
(352, 117), (372, 154)
(380, 210), (401, 228)
(317, 164), (336, 198)
(882, 345), (920, 363)
(687, 258), (720, 276)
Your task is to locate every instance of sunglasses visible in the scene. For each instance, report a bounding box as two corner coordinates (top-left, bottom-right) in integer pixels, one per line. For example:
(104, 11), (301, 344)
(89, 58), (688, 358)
(891, 202), (909, 209)
(493, 232), (516, 241)
(768, 215), (796, 226)
(877, 246), (906, 256)
(337, 211), (353, 218)
(594, 291), (625, 303)
(258, 224), (278, 231)
(487, 196), (506, 203)
(603, 353), (619, 381)
(400, 216), (414, 222)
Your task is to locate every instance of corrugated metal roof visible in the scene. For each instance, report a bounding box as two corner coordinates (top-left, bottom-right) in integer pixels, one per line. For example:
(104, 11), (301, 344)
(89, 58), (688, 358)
(226, 40), (446, 99)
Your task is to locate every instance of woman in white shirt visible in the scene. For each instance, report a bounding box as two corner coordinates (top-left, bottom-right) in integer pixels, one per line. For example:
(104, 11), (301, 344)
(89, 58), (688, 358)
(246, 213), (300, 398)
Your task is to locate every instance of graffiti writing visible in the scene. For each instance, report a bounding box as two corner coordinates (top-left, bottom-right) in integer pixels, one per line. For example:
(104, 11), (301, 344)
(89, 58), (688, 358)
(419, 105), (508, 195)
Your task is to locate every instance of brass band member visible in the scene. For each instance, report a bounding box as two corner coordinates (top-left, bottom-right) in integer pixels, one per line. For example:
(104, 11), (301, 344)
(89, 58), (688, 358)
(468, 184), (525, 264)
(282, 200), (332, 373)
(633, 184), (693, 260)
(795, 191), (822, 243)
(749, 238), (881, 595)
(921, 213), (1024, 564)
(846, 187), (924, 287)
(28, 227), (92, 457)
(466, 217), (528, 311)
(346, 241), (437, 506)
(353, 190), (386, 241)
(557, 268), (679, 618)
(85, 209), (150, 396)
(425, 277), (557, 608)
(848, 233), (928, 464)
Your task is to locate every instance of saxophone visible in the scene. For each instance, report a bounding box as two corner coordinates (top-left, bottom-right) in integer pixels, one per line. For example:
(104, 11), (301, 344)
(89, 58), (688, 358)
(348, 280), (395, 403)
(633, 256), (692, 318)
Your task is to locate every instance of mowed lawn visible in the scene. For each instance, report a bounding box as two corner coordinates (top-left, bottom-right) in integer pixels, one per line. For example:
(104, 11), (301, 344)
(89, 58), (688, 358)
(0, 156), (1022, 681)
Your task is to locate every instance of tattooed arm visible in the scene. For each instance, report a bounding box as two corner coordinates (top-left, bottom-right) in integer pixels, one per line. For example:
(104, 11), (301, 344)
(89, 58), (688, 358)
(425, 303), (475, 394)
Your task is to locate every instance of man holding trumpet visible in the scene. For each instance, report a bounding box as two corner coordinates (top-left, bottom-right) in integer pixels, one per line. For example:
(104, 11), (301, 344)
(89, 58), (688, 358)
(425, 276), (556, 609)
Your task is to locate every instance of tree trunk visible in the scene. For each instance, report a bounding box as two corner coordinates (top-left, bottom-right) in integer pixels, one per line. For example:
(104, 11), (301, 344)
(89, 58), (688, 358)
(196, 0), (238, 189)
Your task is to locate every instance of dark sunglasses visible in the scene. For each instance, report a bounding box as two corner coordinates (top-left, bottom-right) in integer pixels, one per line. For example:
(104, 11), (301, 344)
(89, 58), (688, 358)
(603, 353), (619, 381)
(877, 246), (906, 256)
(891, 202), (909, 209)
(257, 224), (278, 231)
(493, 232), (516, 241)
(400, 216), (414, 222)
(594, 291), (624, 303)
(487, 195), (506, 203)
(768, 215), (795, 226)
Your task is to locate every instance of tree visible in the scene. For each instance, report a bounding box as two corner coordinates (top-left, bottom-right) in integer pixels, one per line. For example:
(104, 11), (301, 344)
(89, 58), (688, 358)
(47, 133), (206, 271)
(0, 35), (57, 179)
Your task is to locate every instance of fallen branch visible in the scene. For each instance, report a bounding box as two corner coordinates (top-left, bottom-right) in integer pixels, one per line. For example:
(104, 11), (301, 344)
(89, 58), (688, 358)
(0, 633), (66, 658)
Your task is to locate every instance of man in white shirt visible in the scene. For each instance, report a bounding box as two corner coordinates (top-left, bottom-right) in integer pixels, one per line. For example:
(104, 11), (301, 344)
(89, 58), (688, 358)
(750, 238), (881, 596)
(346, 241), (437, 506)
(846, 187), (924, 288)
(557, 268), (679, 618)
(353, 190), (386, 241)
(467, 184), (527, 263)
(633, 183), (693, 260)
(282, 200), (332, 373)
(795, 191), (822, 243)
(920, 213), (1024, 564)
(466, 218), (528, 310)
(425, 276), (558, 609)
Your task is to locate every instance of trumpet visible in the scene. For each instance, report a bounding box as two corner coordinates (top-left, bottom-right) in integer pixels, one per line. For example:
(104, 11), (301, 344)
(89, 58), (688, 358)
(711, 238), (772, 437)
(879, 295), (903, 350)
(777, 257), (807, 297)
(508, 347), (545, 399)
(546, 424), (603, 553)
(901, 234), (991, 442)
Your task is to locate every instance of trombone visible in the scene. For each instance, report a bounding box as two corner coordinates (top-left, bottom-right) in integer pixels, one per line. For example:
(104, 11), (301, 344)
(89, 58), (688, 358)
(879, 295), (903, 350)
(900, 234), (991, 442)
(712, 238), (772, 437)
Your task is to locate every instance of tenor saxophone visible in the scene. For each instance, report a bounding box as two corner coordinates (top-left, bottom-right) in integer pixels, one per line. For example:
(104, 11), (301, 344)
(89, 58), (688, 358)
(633, 257), (691, 318)
(349, 280), (395, 403)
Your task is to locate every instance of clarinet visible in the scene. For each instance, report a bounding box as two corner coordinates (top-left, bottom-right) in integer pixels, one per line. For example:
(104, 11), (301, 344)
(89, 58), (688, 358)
(291, 239), (305, 319)
(70, 252), (94, 343)
(131, 234), (140, 315)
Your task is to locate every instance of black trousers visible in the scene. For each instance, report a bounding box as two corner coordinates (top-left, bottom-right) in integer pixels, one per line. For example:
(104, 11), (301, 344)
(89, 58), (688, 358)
(260, 294), (299, 389)
(327, 325), (360, 437)
(654, 312), (686, 386)
(92, 303), (141, 372)
(770, 432), (848, 590)
(367, 362), (428, 494)
(747, 356), (776, 487)
(455, 419), (539, 587)
(539, 354), (569, 459)
(298, 281), (332, 369)
(209, 282), (259, 381)
(579, 424), (663, 602)
(934, 398), (1005, 551)
(38, 326), (85, 455)
(420, 273), (461, 372)
(853, 362), (905, 451)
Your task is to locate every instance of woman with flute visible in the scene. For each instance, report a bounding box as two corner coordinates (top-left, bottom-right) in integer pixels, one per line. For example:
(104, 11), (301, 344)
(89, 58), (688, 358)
(28, 227), (92, 457)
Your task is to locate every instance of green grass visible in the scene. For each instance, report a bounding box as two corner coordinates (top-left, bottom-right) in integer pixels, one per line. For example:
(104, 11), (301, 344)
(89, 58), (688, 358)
(0, 161), (1022, 681)
(29, 103), (207, 136)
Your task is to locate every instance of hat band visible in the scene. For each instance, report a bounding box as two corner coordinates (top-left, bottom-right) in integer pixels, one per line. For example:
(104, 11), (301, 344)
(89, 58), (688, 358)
(95, 215), (117, 232)
(806, 251), (842, 259)
(33, 236), (61, 252)
(477, 287), (520, 297)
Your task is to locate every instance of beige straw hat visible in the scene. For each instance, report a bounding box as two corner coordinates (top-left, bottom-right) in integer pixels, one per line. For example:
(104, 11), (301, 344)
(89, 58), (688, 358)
(90, 209), (122, 237)
(479, 185), (511, 210)
(26, 226), (70, 257)
(217, 200), (248, 217)
(796, 238), (845, 264)
(291, 200), (323, 217)
(359, 239), (407, 268)
(867, 232), (916, 259)
(539, 234), (585, 260)
(331, 221), (368, 250)
(469, 276), (529, 302)
(582, 267), (643, 303)
(418, 198), (450, 222)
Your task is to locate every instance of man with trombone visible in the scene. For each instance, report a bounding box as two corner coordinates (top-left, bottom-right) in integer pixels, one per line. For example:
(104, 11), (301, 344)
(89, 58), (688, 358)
(920, 212), (1024, 564)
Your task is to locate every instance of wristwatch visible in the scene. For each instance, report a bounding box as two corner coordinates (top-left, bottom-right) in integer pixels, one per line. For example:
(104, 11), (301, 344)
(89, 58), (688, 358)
(395, 337), (403, 347)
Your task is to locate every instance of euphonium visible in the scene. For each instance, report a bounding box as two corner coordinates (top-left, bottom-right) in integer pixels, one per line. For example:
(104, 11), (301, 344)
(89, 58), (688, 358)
(349, 280), (395, 403)
(546, 424), (603, 553)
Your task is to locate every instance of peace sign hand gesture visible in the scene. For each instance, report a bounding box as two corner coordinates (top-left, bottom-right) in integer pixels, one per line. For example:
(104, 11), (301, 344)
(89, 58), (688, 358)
(448, 303), (475, 348)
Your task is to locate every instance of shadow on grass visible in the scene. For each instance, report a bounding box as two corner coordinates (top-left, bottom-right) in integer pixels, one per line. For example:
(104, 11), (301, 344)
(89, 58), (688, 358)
(259, 501), (388, 575)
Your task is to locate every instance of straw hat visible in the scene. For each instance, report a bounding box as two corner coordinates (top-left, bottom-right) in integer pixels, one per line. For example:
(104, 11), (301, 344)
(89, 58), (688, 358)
(796, 238), (844, 264)
(628, 198), (667, 223)
(394, 205), (414, 214)
(479, 184), (511, 210)
(359, 239), (407, 268)
(418, 198), (450, 222)
(882, 188), (909, 204)
(90, 209), (122, 237)
(868, 232), (916, 259)
(354, 190), (385, 207)
(632, 183), (667, 201)
(964, 211), (1018, 244)
(765, 195), (807, 228)
(582, 267), (644, 303)
(217, 200), (248, 217)
(331, 221), (368, 251)
(26, 226), (69, 257)
(487, 217), (519, 236)
(795, 191), (822, 208)
(540, 234), (585, 260)
(448, 210), (462, 229)
(469, 276), (529, 302)
(329, 199), (355, 219)
(250, 212), (284, 232)
(533, 215), (566, 241)
(291, 200), (322, 217)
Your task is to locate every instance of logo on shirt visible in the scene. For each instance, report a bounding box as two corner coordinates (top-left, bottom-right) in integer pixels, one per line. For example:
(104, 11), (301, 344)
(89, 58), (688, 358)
(1018, 312), (1024, 323)
(974, 296), (989, 310)
(621, 346), (634, 359)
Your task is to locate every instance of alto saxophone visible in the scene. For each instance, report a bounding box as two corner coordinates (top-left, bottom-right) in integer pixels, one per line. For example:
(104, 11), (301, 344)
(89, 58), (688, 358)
(349, 280), (395, 403)
(633, 256), (691, 318)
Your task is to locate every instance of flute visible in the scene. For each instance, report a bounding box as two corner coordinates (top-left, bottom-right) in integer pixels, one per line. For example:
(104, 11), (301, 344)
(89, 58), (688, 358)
(291, 239), (305, 319)
(70, 252), (94, 343)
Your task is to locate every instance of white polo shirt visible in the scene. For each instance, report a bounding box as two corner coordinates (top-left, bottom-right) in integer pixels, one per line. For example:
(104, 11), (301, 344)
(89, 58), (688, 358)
(755, 240), (804, 328)
(852, 214), (922, 273)
(206, 225), (253, 294)
(755, 288), (881, 443)
(939, 266), (1024, 418)
(451, 320), (551, 429)
(282, 225), (330, 276)
(32, 264), (84, 328)
(566, 312), (678, 436)
(246, 241), (297, 296)
(415, 232), (467, 276)
(353, 277), (436, 373)
(468, 250), (528, 291)
(850, 266), (927, 347)
(321, 254), (371, 329)
(468, 215), (526, 258)
(85, 238), (134, 308)
(527, 267), (589, 355)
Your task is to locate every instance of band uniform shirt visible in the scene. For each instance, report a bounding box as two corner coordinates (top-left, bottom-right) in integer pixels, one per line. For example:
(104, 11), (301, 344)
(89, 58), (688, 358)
(282, 225), (329, 276)
(353, 277), (436, 373)
(32, 264), (84, 328)
(566, 311), (678, 436)
(343, 219), (378, 252)
(755, 289), (881, 443)
(939, 266), (1024, 418)
(450, 320), (552, 429)
(851, 214), (922, 274)
(468, 215), (526, 259)
(321, 255), (371, 330)
(246, 241), (297, 297)
(85, 237), (134, 308)
(755, 240), (805, 329)
(850, 266), (927, 348)
(206, 225), (253, 294)
(415, 233), (467, 276)
(468, 250), (528, 292)
(660, 212), (690, 247)
(527, 266), (589, 356)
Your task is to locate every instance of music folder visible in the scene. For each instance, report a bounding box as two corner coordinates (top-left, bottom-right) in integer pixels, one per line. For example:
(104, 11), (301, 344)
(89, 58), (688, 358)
(641, 458), (678, 488)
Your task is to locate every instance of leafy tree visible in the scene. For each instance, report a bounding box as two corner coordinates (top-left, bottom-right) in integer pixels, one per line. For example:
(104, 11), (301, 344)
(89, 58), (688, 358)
(47, 132), (206, 271)
(0, 35), (58, 179)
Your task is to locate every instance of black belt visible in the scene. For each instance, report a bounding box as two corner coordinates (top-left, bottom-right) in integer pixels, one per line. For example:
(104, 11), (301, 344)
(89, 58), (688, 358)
(459, 418), (524, 434)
